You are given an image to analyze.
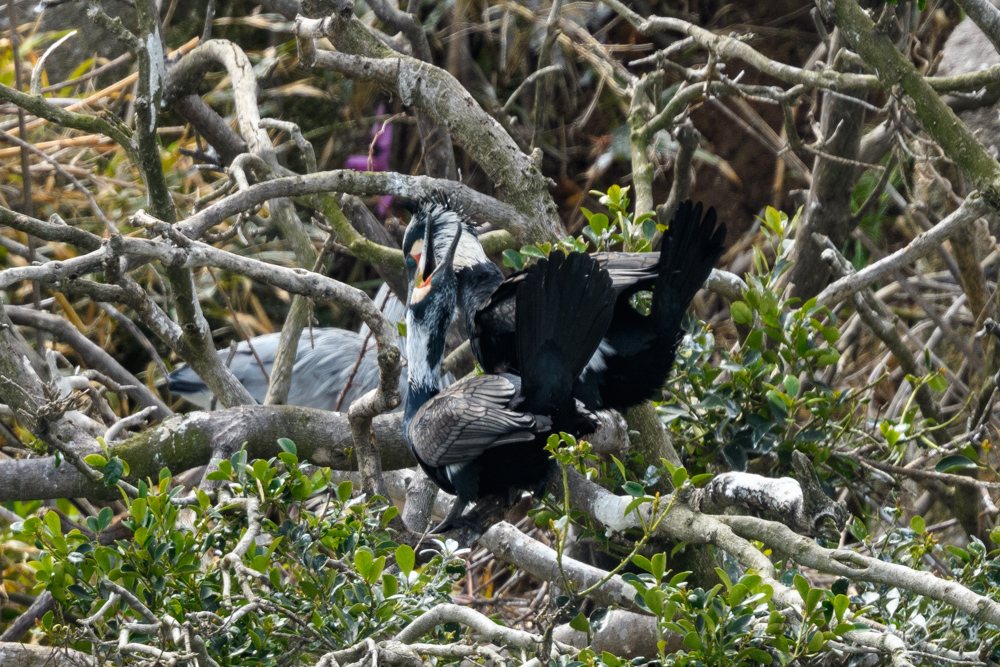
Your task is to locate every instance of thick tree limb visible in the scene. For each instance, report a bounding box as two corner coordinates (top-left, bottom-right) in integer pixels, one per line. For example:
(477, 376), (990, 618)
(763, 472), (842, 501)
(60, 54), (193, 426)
(788, 28), (867, 299)
(479, 521), (641, 611)
(0, 593), (55, 642)
(296, 16), (563, 240)
(174, 170), (531, 243)
(0, 407), (413, 502)
(832, 0), (1000, 212)
(952, 0), (1000, 56)
(0, 644), (95, 667)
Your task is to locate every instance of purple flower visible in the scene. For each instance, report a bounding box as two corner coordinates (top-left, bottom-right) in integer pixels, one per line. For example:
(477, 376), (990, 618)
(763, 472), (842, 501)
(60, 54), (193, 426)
(346, 104), (394, 217)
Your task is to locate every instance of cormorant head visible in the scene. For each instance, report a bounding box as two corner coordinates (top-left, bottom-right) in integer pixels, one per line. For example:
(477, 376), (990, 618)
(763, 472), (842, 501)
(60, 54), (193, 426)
(405, 217), (463, 389)
(403, 194), (488, 292)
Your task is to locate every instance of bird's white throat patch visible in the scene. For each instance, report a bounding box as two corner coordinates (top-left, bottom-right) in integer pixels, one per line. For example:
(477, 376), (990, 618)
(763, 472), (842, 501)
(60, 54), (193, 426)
(405, 310), (441, 391)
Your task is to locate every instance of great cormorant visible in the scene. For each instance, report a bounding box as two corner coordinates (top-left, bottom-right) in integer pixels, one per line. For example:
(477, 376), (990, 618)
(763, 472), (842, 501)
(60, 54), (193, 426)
(403, 197), (726, 412)
(403, 216), (616, 531)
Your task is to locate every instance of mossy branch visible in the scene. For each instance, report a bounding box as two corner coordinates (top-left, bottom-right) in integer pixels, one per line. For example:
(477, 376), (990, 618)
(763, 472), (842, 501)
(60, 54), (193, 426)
(834, 0), (1000, 210)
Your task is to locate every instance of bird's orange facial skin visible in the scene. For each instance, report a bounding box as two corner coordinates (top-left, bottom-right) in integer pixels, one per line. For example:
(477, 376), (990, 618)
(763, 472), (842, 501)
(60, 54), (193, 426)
(411, 282), (431, 304)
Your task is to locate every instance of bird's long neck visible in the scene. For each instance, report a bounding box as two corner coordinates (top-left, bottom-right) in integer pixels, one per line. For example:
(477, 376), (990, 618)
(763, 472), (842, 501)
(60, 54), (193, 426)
(403, 311), (444, 428)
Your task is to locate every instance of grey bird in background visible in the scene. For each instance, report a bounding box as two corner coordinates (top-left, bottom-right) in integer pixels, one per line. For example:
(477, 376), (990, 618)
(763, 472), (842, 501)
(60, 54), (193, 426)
(167, 283), (411, 412)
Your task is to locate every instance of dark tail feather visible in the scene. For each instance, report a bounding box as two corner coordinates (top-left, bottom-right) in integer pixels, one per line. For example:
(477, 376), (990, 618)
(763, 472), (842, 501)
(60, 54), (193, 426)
(651, 200), (727, 328)
(515, 252), (616, 421)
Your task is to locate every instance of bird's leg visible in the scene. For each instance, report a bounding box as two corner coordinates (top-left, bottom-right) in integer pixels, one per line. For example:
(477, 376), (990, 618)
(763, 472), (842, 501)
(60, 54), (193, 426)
(430, 498), (471, 534)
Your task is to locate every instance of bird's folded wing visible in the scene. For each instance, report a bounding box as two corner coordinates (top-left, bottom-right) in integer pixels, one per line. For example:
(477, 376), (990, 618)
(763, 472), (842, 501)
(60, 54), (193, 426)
(409, 375), (541, 466)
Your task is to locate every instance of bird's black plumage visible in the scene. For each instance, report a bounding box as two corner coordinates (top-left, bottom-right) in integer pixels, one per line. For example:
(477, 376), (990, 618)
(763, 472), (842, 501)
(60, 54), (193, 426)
(404, 198), (727, 413)
(578, 201), (727, 409)
(402, 207), (616, 529)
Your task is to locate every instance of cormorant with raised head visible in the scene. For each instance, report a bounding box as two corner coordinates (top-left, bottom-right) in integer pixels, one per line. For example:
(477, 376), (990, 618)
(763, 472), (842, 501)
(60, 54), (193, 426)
(403, 197), (727, 412)
(403, 214), (616, 532)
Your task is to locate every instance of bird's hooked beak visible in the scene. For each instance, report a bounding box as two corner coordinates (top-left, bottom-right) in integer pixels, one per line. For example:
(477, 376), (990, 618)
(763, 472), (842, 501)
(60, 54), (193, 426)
(411, 221), (462, 304)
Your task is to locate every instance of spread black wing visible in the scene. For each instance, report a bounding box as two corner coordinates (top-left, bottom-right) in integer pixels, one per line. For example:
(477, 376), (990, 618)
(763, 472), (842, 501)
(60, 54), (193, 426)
(594, 200), (727, 410)
(469, 272), (522, 374)
(592, 252), (660, 295)
(514, 251), (616, 425)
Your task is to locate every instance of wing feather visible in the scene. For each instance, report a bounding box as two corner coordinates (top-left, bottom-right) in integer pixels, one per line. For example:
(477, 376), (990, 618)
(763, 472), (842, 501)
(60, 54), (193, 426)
(408, 375), (544, 466)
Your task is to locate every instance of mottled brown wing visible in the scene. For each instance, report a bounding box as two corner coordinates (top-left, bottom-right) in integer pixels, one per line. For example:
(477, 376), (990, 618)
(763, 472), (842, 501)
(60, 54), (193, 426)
(408, 375), (542, 467)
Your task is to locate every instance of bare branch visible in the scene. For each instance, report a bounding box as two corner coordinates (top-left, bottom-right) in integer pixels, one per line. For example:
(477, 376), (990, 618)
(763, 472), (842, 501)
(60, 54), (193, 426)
(816, 194), (989, 307)
(5, 305), (171, 419)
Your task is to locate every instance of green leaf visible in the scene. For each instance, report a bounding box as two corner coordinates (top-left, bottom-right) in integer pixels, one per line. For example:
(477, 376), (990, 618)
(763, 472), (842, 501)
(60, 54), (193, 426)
(763, 206), (784, 234)
(671, 466), (688, 489)
(715, 567), (733, 591)
(103, 458), (124, 486)
(84, 454), (108, 468)
(910, 515), (925, 535)
(622, 481), (646, 497)
(935, 454), (978, 473)
(130, 498), (146, 524)
(643, 588), (664, 616)
(651, 553), (666, 582)
(277, 438), (297, 455)
(805, 588), (824, 614)
(337, 480), (353, 502)
(833, 594), (850, 621)
(729, 583), (749, 607)
(927, 373), (947, 392)
(396, 321), (407, 337)
(683, 631), (703, 651)
(520, 245), (547, 259)
(945, 545), (970, 562)
(669, 571), (691, 587)
(502, 250), (524, 270)
(569, 612), (590, 634)
(610, 455), (628, 481)
(642, 217), (656, 240)
(354, 548), (373, 578)
(382, 573), (398, 598)
(731, 301), (752, 324)
(632, 554), (653, 573)
(793, 573), (809, 604)
(396, 545), (415, 577)
(690, 473), (714, 487)
(366, 556), (386, 584)
(44, 510), (62, 537)
(834, 622), (855, 635)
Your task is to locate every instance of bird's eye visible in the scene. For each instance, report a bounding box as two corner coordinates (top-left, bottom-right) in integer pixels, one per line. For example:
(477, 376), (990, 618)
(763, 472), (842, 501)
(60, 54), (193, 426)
(405, 255), (417, 268)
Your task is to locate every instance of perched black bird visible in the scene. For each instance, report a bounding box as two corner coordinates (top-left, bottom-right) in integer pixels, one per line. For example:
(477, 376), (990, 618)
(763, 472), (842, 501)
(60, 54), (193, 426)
(403, 198), (727, 412)
(403, 218), (616, 531)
